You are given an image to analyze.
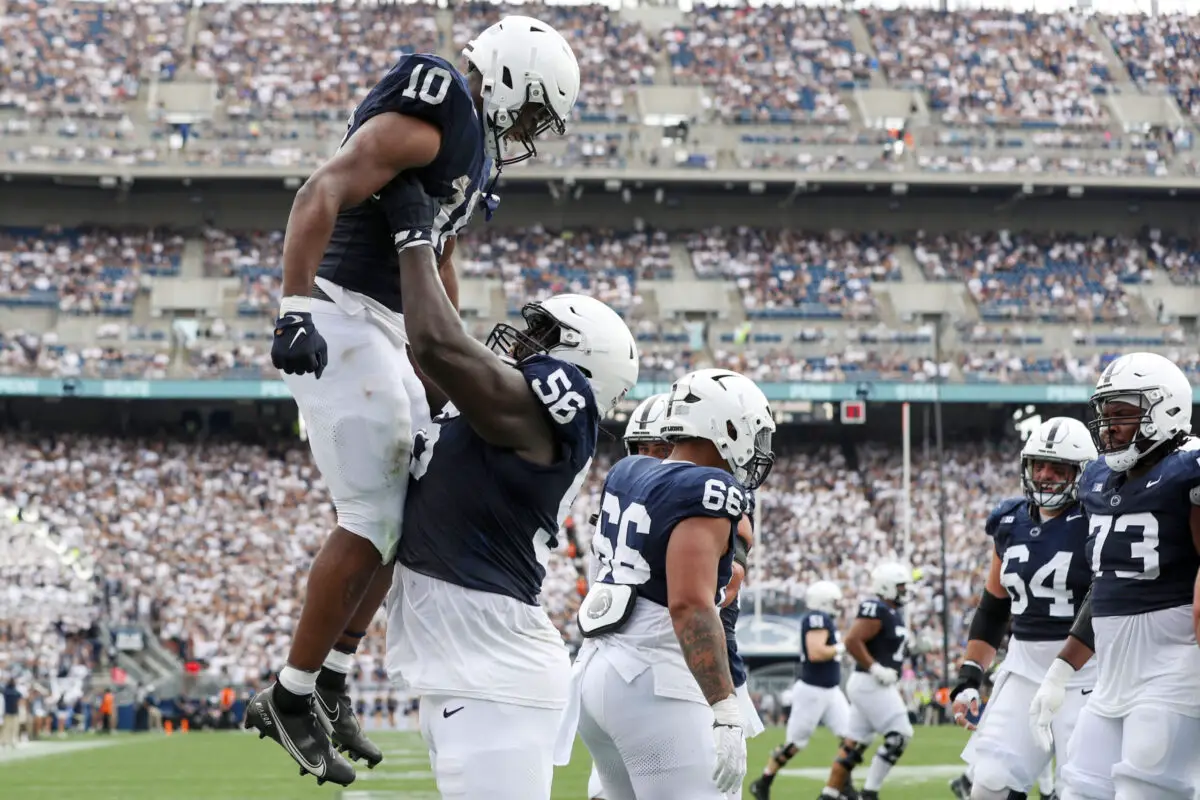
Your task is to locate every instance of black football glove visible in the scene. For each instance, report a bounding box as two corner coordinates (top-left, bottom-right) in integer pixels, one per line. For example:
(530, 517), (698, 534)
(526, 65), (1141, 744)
(272, 304), (328, 379)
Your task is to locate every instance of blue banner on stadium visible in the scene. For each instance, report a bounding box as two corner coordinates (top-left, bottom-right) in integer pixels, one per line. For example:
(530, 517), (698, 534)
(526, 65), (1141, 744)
(0, 376), (1124, 404)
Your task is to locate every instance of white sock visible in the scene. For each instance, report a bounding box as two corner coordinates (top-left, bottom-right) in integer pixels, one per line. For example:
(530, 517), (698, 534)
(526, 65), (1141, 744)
(322, 650), (353, 674)
(278, 665), (318, 696)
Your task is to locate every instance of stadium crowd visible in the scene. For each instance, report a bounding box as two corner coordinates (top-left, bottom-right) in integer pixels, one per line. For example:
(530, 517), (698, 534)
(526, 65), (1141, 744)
(0, 431), (1018, 708)
(2, 2), (1200, 176)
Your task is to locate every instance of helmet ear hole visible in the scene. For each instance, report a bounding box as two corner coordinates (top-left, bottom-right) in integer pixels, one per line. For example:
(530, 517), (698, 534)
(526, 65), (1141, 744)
(726, 420), (739, 441)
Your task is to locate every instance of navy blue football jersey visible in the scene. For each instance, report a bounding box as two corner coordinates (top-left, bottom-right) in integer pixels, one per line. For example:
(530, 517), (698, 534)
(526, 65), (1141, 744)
(854, 597), (907, 673)
(721, 601), (747, 688)
(986, 496), (1092, 641)
(1080, 445), (1200, 617)
(593, 458), (744, 609)
(799, 610), (841, 688)
(318, 54), (491, 311)
(721, 488), (754, 688)
(398, 354), (598, 604)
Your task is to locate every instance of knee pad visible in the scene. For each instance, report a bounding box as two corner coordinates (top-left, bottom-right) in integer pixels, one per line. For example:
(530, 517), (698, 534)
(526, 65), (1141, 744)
(836, 741), (868, 771)
(877, 731), (910, 765)
(772, 743), (800, 764)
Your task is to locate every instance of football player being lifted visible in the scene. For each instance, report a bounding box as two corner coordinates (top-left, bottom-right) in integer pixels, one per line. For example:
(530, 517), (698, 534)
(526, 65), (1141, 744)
(951, 417), (1096, 800)
(246, 16), (581, 787)
(1029, 353), (1200, 800)
(818, 562), (914, 800)
(560, 369), (775, 800)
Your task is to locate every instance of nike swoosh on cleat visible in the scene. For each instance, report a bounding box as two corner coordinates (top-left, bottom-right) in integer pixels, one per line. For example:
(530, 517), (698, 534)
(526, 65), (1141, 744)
(316, 692), (340, 723)
(263, 698), (326, 778)
(290, 328), (307, 349)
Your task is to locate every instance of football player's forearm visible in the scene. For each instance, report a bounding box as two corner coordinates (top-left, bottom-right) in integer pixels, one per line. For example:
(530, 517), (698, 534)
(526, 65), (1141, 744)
(846, 638), (873, 669)
(961, 640), (997, 673)
(673, 605), (735, 704)
(437, 249), (460, 312)
(281, 180), (340, 298)
(399, 247), (474, 373)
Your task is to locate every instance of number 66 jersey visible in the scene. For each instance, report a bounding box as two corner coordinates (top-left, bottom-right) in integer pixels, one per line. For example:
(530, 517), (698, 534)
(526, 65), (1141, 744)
(578, 456), (742, 704)
(1078, 443), (1200, 718)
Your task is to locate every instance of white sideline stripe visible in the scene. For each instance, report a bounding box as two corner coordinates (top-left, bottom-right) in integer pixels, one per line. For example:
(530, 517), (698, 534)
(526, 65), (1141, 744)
(0, 737), (128, 766)
(779, 764), (964, 783)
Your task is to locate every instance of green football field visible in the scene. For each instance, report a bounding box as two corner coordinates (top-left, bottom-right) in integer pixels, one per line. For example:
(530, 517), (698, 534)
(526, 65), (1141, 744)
(0, 726), (980, 799)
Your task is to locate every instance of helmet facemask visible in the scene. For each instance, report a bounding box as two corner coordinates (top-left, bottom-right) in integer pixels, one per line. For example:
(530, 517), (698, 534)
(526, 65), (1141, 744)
(1020, 456), (1080, 510)
(1086, 390), (1174, 472)
(486, 302), (577, 367)
(481, 77), (566, 167)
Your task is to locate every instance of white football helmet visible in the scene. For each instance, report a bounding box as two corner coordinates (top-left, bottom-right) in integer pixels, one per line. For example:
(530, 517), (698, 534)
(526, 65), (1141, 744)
(1088, 352), (1193, 472)
(463, 15), (580, 166)
(805, 581), (842, 615)
(1020, 417), (1097, 509)
(486, 293), (638, 416)
(871, 562), (912, 606)
(661, 368), (776, 490)
(624, 393), (669, 456)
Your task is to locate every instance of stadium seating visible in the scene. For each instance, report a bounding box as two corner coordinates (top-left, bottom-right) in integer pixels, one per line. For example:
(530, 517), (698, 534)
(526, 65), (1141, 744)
(1, 433), (1011, 690)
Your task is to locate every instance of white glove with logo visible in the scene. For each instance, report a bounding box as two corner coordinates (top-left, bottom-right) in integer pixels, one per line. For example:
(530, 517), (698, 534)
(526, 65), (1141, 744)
(1029, 658), (1073, 752)
(711, 696), (746, 794)
(869, 662), (899, 687)
(834, 642), (847, 659)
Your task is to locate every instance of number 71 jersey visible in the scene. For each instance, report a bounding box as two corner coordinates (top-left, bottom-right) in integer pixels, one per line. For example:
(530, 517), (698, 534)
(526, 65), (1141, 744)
(592, 457), (744, 608)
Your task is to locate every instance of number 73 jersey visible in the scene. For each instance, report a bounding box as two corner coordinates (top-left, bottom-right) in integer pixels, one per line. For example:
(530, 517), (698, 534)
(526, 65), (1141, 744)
(591, 457), (743, 610)
(1077, 446), (1200, 718)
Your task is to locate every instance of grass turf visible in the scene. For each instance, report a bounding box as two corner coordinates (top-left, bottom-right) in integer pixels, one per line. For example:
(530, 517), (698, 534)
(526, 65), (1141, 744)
(0, 725), (975, 799)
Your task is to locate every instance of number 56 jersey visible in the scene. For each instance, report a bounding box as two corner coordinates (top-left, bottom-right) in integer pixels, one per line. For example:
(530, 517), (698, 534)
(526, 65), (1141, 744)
(584, 456), (743, 706)
(1079, 444), (1200, 718)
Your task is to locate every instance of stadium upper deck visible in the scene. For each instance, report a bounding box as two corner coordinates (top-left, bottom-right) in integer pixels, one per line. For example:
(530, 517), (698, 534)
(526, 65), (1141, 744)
(0, 0), (1198, 179)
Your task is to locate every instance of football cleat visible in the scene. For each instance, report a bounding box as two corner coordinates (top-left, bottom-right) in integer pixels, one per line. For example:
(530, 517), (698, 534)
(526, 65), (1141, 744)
(243, 683), (356, 787)
(749, 777), (771, 799)
(315, 685), (384, 768)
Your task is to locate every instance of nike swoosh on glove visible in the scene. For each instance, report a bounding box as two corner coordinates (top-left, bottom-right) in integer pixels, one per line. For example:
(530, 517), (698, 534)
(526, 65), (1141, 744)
(711, 696), (746, 794)
(272, 308), (328, 379)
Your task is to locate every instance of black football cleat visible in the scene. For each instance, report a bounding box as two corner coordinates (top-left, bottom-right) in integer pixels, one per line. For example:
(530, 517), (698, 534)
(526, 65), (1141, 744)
(949, 774), (972, 800)
(244, 683), (356, 786)
(315, 685), (383, 768)
(750, 777), (771, 799)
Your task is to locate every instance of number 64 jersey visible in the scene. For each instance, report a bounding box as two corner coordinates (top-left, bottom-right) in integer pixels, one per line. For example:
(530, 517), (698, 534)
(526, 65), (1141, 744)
(1078, 444), (1200, 718)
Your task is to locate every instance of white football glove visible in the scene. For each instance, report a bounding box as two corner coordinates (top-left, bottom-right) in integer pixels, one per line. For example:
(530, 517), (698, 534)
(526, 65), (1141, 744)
(1029, 658), (1074, 752)
(711, 696), (746, 794)
(834, 642), (846, 659)
(869, 663), (899, 687)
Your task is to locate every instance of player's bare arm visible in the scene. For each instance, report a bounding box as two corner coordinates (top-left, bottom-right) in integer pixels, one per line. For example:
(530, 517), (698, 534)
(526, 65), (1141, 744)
(952, 551), (1010, 729)
(667, 515), (736, 705)
(723, 515), (752, 608)
(397, 231), (556, 464)
(963, 551), (1008, 670)
(843, 617), (882, 669)
(281, 113), (441, 298)
(404, 242), (459, 416)
(804, 629), (839, 662)
(1190, 505), (1200, 642)
(438, 236), (461, 311)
